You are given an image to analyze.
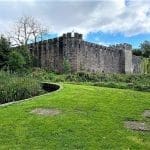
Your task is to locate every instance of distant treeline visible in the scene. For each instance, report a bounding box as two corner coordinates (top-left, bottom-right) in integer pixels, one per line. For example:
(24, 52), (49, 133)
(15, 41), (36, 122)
(132, 40), (150, 58)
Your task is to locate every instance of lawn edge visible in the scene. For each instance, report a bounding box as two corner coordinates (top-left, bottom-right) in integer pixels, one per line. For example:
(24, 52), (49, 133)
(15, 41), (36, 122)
(0, 82), (63, 107)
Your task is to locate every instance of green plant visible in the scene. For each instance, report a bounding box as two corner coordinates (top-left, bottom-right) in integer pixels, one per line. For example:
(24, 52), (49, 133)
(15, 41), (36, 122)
(0, 71), (45, 104)
(140, 40), (150, 58)
(17, 45), (33, 68)
(63, 59), (71, 74)
(59, 72), (150, 91)
(132, 48), (142, 56)
(141, 58), (150, 74)
(7, 51), (26, 72)
(0, 35), (11, 69)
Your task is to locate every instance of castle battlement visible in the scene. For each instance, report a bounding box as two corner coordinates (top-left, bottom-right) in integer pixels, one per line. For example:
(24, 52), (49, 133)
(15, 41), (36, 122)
(62, 32), (83, 39)
(28, 32), (136, 74)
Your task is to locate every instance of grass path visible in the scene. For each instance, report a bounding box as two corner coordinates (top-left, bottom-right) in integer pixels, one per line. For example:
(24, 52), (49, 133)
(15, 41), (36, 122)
(0, 84), (150, 149)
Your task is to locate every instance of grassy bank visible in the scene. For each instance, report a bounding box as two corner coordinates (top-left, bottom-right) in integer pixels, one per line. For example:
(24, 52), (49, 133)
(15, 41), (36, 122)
(0, 84), (149, 149)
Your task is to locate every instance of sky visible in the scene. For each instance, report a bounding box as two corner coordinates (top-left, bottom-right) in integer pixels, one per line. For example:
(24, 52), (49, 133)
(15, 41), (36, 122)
(0, 0), (150, 48)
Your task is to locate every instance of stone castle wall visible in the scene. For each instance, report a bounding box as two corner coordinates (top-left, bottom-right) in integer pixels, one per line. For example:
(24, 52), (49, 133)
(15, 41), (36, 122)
(76, 41), (126, 73)
(28, 32), (137, 74)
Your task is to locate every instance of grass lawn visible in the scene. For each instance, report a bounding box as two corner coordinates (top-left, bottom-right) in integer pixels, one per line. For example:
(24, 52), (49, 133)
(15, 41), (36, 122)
(0, 84), (150, 149)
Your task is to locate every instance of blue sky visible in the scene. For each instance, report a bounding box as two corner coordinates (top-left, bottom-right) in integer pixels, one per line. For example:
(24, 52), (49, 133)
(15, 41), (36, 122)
(43, 32), (150, 48)
(0, 0), (150, 48)
(86, 32), (150, 48)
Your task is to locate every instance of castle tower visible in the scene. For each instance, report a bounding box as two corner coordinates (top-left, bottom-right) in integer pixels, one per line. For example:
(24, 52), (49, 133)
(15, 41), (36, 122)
(61, 32), (83, 72)
(116, 43), (133, 74)
(123, 44), (133, 74)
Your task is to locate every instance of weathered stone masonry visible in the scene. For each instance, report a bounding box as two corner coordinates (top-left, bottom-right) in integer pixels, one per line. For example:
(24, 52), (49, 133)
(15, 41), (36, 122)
(28, 32), (140, 74)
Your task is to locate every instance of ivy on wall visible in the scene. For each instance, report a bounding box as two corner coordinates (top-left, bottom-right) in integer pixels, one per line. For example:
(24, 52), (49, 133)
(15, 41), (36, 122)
(141, 58), (150, 74)
(63, 59), (71, 74)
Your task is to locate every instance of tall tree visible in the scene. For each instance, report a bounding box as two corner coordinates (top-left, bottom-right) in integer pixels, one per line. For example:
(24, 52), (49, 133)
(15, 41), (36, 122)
(140, 41), (150, 58)
(8, 16), (48, 47)
(0, 35), (11, 69)
(132, 48), (142, 56)
(8, 50), (26, 72)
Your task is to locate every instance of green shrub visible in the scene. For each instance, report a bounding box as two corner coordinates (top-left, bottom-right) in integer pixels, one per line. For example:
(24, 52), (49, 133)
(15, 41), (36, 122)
(63, 72), (150, 91)
(27, 68), (50, 80)
(0, 35), (11, 69)
(141, 58), (150, 74)
(9, 69), (149, 92)
(0, 71), (45, 104)
(92, 81), (150, 91)
(8, 51), (26, 72)
(17, 45), (33, 68)
(63, 59), (71, 74)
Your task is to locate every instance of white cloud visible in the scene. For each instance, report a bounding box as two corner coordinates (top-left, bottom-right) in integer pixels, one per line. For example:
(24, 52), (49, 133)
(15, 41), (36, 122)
(0, 0), (150, 36)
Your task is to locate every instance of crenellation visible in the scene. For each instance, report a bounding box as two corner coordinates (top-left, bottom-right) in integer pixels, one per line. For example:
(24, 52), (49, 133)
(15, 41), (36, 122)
(67, 32), (71, 38)
(28, 32), (141, 74)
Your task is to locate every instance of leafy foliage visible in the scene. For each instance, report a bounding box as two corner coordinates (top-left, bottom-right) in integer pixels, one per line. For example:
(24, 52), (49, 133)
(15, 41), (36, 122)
(132, 41), (150, 58)
(63, 59), (71, 74)
(140, 40), (150, 58)
(25, 69), (150, 92)
(141, 58), (150, 74)
(8, 51), (26, 72)
(0, 35), (11, 68)
(17, 45), (33, 68)
(0, 71), (45, 104)
(0, 36), (33, 72)
(132, 48), (142, 56)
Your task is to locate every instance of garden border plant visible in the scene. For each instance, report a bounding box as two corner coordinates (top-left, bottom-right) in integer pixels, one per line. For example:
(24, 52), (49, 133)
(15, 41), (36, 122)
(25, 69), (150, 92)
(0, 71), (61, 105)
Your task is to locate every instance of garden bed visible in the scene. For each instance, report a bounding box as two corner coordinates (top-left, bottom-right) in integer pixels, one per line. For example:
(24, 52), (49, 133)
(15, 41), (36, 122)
(0, 71), (60, 104)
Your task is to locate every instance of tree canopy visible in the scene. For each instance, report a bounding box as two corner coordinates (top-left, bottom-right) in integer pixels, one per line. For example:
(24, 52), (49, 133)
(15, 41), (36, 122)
(0, 35), (11, 69)
(140, 40), (150, 58)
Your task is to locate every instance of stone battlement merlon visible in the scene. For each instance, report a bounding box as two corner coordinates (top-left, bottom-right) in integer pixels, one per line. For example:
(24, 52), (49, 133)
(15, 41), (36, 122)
(27, 32), (136, 74)
(62, 32), (82, 39)
(109, 43), (132, 51)
(28, 32), (132, 52)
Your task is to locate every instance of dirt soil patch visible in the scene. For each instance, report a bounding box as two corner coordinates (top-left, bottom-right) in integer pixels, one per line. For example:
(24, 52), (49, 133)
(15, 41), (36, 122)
(124, 121), (150, 131)
(31, 108), (61, 116)
(143, 110), (150, 118)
